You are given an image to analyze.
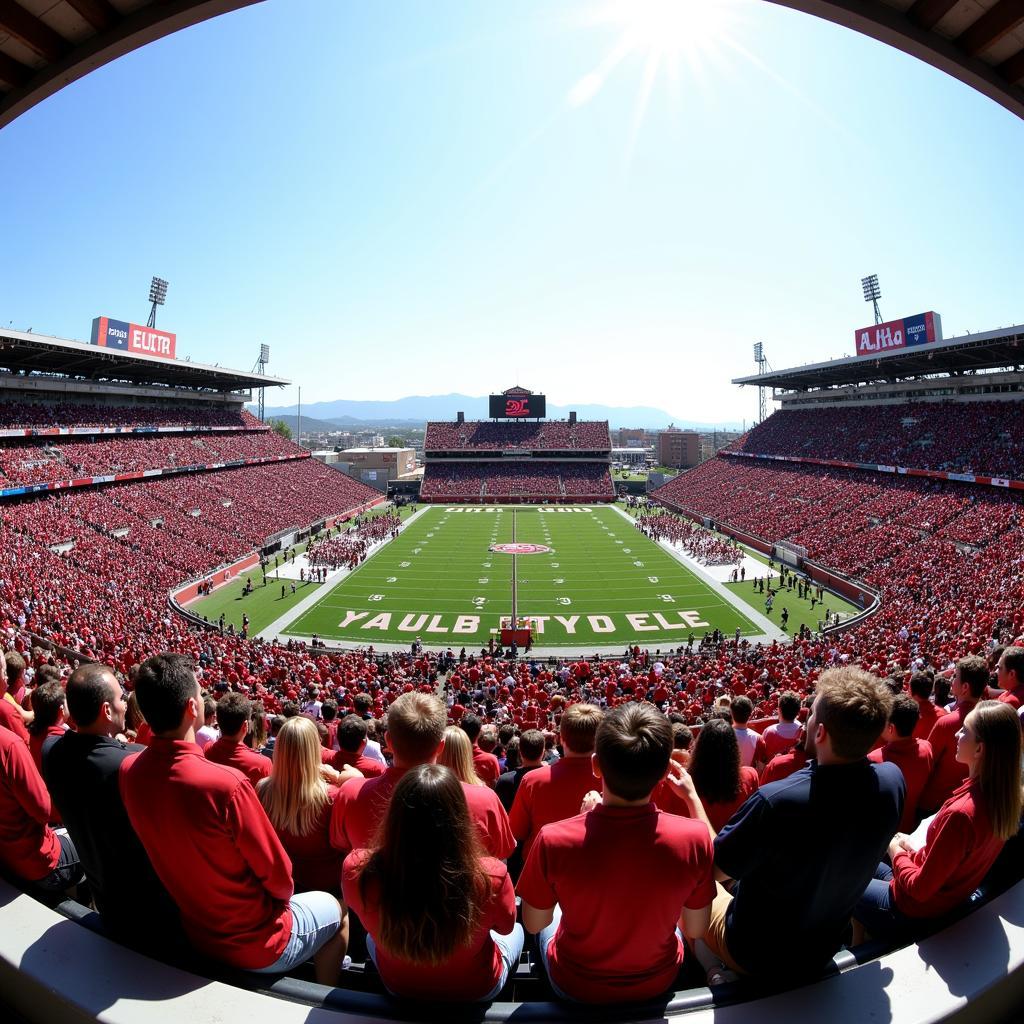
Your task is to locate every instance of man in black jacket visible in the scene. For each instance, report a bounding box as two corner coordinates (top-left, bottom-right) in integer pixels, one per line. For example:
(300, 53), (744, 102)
(43, 663), (182, 952)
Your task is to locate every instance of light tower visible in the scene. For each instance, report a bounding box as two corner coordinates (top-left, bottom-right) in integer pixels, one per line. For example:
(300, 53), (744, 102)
(861, 273), (882, 325)
(753, 342), (771, 423)
(146, 276), (168, 328)
(251, 344), (270, 422)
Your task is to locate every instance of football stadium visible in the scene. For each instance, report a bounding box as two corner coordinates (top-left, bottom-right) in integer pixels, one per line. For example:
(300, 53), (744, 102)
(1, 4), (1024, 1024)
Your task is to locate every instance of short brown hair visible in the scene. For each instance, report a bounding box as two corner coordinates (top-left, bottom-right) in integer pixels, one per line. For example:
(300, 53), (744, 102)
(814, 667), (893, 760)
(216, 692), (252, 736)
(386, 692), (446, 763)
(595, 704), (671, 801)
(5, 651), (25, 681)
(957, 655), (990, 698)
(888, 694), (920, 738)
(560, 703), (603, 754)
(519, 729), (545, 761)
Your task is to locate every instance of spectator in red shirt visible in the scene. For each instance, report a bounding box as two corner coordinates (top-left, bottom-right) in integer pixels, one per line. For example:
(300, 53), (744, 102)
(855, 700), (1023, 942)
(258, 717), (359, 898)
(27, 680), (68, 774)
(205, 692), (273, 787)
(689, 718), (760, 834)
(910, 672), (941, 742)
(654, 723), (695, 816)
(920, 656), (988, 814)
(868, 694), (934, 832)
(509, 703), (603, 862)
(329, 715), (386, 777)
(518, 704), (715, 1003)
(759, 735), (809, 785)
(121, 653), (347, 984)
(0, 653), (30, 743)
(730, 696), (766, 771)
(460, 714), (500, 787)
(330, 692), (513, 858)
(760, 691), (802, 762)
(0, 721), (81, 893)
(343, 764), (523, 1001)
(994, 646), (1024, 711)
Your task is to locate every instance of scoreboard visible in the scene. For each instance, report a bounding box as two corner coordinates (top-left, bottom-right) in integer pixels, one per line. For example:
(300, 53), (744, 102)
(489, 392), (546, 418)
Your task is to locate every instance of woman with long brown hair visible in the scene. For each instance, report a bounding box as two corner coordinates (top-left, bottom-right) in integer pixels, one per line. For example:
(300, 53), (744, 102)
(688, 717), (759, 833)
(854, 699), (1024, 940)
(257, 716), (360, 897)
(342, 764), (523, 1001)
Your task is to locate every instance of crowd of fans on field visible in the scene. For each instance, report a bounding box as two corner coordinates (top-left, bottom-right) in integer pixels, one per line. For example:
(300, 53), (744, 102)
(636, 511), (743, 567)
(306, 513), (402, 570)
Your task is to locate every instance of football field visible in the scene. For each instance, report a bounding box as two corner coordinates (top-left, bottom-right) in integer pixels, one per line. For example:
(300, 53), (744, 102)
(280, 505), (764, 650)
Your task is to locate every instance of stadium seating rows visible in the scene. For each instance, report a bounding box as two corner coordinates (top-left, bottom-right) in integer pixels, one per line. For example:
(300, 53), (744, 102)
(419, 462), (614, 500)
(0, 400), (259, 430)
(425, 420), (611, 451)
(727, 401), (1024, 478)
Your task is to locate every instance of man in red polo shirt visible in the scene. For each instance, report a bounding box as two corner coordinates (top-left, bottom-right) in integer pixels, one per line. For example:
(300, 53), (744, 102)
(330, 692), (513, 857)
(919, 656), (987, 814)
(518, 704), (714, 1004)
(510, 703), (603, 862)
(868, 694), (933, 832)
(0, 720), (81, 893)
(909, 672), (941, 742)
(329, 715), (385, 777)
(994, 646), (1024, 711)
(121, 653), (346, 985)
(205, 692), (273, 787)
(460, 713), (500, 787)
(760, 691), (802, 762)
(0, 652), (30, 743)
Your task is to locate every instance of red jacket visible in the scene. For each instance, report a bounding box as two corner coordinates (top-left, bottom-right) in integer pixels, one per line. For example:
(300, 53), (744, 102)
(0, 725), (59, 881)
(868, 736), (933, 832)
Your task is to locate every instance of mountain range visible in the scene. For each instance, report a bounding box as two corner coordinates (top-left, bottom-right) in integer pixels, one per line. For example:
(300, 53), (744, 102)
(261, 394), (744, 431)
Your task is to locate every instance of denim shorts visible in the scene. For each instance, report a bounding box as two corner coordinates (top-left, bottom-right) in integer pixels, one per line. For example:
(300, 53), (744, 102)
(252, 891), (341, 974)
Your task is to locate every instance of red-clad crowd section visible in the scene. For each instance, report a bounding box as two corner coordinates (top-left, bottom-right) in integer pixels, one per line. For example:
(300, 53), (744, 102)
(0, 400), (259, 430)
(425, 420), (611, 451)
(420, 462), (614, 500)
(727, 401), (1024, 479)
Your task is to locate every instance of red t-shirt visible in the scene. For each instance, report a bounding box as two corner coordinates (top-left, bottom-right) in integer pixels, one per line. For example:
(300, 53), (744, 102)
(996, 687), (1023, 712)
(330, 748), (386, 777)
(759, 746), (808, 785)
(120, 738), (294, 970)
(761, 721), (801, 762)
(331, 766), (514, 858)
(0, 725), (59, 882)
(912, 700), (942, 743)
(868, 736), (933, 832)
(270, 785), (342, 895)
(343, 852), (515, 1000)
(891, 778), (1005, 918)
(698, 766), (759, 833)
(30, 725), (67, 773)
(0, 696), (30, 744)
(472, 745), (501, 787)
(508, 756), (600, 859)
(517, 803), (715, 1003)
(920, 702), (975, 814)
(205, 737), (273, 788)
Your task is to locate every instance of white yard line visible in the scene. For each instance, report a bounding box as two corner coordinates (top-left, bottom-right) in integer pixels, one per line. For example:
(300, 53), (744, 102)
(608, 504), (786, 644)
(257, 506), (432, 641)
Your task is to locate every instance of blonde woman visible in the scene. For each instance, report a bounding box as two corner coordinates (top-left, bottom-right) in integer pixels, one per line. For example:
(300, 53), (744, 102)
(257, 717), (361, 897)
(440, 726), (484, 786)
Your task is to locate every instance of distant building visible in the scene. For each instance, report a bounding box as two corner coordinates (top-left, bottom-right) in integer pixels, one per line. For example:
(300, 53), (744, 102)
(617, 428), (646, 447)
(657, 427), (700, 469)
(339, 446), (416, 486)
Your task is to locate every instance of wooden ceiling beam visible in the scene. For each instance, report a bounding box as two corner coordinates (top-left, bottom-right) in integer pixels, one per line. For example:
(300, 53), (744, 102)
(0, 0), (70, 62)
(958, 0), (1024, 59)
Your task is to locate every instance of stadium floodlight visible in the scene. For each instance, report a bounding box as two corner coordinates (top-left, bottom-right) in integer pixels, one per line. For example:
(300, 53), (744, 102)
(260, 343), (270, 364)
(147, 276), (169, 328)
(753, 342), (763, 362)
(861, 273), (882, 325)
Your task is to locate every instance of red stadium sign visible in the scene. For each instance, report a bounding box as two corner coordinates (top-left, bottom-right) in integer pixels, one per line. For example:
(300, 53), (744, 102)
(91, 316), (177, 360)
(854, 312), (941, 357)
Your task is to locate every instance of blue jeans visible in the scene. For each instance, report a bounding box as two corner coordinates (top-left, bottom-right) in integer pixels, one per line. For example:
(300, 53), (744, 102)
(251, 891), (340, 974)
(853, 862), (912, 942)
(367, 923), (524, 1001)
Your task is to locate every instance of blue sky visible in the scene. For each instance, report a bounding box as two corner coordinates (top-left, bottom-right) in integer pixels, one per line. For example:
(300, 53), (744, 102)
(1, 0), (1022, 426)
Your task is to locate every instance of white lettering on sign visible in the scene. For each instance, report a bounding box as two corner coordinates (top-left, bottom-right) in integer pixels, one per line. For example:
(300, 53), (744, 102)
(653, 612), (686, 630)
(363, 613), (391, 629)
(398, 613), (428, 632)
(426, 614), (448, 633)
(131, 327), (173, 356)
(679, 610), (710, 628)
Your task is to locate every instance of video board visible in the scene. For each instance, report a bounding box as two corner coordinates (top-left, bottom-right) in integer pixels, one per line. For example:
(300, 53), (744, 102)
(489, 393), (546, 418)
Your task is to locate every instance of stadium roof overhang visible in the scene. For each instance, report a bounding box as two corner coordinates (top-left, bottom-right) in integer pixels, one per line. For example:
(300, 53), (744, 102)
(0, 327), (290, 392)
(733, 325), (1024, 391)
(1, 1), (1024, 130)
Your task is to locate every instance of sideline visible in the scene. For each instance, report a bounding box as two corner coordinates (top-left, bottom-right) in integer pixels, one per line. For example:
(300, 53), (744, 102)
(609, 504), (786, 644)
(256, 506), (431, 642)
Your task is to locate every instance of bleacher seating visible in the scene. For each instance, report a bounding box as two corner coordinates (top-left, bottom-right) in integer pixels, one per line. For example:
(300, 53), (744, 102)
(425, 420), (611, 451)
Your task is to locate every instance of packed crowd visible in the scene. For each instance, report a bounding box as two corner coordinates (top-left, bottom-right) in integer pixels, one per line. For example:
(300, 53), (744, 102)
(306, 513), (402, 570)
(636, 511), (743, 567)
(729, 401), (1024, 479)
(0, 428), (296, 486)
(0, 400), (258, 430)
(425, 420), (611, 452)
(419, 462), (614, 500)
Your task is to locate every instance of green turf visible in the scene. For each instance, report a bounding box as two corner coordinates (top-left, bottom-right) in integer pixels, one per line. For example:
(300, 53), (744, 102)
(189, 567), (322, 635)
(282, 505), (763, 649)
